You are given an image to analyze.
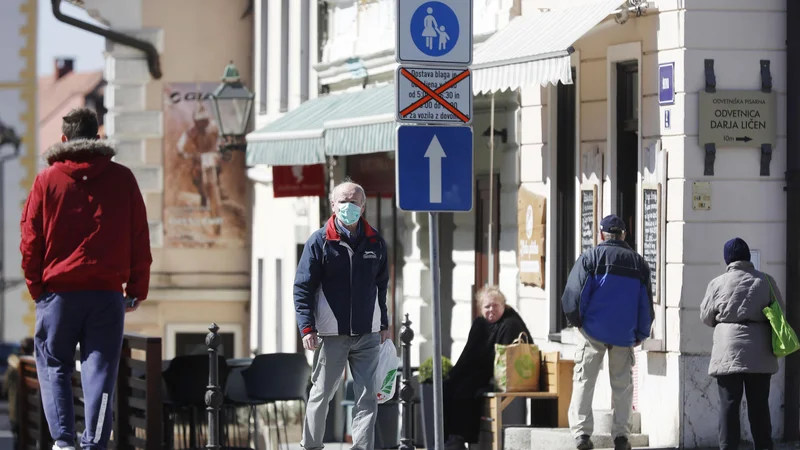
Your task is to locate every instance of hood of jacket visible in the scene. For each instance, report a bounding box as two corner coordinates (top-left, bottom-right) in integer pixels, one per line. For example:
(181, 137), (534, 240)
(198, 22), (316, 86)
(44, 138), (116, 181)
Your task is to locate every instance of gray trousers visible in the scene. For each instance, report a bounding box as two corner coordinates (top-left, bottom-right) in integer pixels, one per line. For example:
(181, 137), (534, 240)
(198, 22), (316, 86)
(302, 333), (380, 450)
(568, 329), (635, 439)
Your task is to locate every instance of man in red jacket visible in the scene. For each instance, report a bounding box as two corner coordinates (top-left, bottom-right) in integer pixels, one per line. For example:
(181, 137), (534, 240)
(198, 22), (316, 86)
(20, 108), (152, 450)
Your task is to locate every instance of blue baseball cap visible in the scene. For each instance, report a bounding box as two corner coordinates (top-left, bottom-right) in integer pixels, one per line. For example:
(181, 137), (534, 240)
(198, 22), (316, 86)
(599, 214), (626, 233)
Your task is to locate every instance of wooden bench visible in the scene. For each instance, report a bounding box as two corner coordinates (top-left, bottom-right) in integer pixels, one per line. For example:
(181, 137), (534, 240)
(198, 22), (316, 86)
(482, 351), (575, 450)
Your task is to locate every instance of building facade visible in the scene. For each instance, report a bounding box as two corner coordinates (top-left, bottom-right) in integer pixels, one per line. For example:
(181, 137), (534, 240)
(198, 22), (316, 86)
(63, 0), (254, 360)
(38, 57), (106, 169)
(494, 1), (786, 447)
(0, 0), (38, 343)
(247, 0), (520, 359)
(246, 0), (789, 448)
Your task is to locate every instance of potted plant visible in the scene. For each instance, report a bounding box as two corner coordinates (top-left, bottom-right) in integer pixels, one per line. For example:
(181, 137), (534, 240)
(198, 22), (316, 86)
(417, 355), (453, 450)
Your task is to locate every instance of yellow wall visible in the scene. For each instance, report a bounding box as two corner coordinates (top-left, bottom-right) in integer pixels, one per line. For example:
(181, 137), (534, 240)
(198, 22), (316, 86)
(139, 0), (254, 357)
(0, 0), (39, 336)
(142, 0), (254, 276)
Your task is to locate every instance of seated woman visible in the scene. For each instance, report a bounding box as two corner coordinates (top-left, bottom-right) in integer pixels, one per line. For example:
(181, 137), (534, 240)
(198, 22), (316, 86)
(443, 285), (531, 450)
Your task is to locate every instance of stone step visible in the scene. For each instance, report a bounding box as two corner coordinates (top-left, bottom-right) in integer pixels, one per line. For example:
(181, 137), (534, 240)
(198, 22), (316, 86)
(503, 427), (649, 450)
(594, 409), (642, 434)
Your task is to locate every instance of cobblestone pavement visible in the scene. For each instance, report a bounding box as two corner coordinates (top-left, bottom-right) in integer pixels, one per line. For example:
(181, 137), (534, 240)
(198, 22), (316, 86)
(0, 401), (13, 450)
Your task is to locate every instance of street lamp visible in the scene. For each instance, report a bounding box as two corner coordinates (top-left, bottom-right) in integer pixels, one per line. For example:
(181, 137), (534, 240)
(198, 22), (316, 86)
(209, 61), (254, 156)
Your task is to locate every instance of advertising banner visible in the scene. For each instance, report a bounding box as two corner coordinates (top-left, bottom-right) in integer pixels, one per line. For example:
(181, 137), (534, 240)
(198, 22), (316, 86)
(272, 164), (326, 198)
(163, 83), (247, 248)
(517, 186), (546, 288)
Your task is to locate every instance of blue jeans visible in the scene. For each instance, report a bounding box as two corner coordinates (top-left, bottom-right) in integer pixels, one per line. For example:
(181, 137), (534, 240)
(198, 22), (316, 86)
(34, 291), (125, 449)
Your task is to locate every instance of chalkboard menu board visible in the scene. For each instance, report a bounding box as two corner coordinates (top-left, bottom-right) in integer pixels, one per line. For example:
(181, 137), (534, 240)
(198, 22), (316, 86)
(580, 188), (596, 253)
(642, 187), (660, 299)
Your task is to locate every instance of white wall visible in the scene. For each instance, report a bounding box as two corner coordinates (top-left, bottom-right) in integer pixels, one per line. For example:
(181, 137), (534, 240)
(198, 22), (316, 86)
(517, 1), (788, 447)
(249, 169), (321, 355)
(250, 0), (321, 358)
(517, 7), (678, 445)
(667, 0), (787, 446)
(256, 0), (318, 128)
(449, 97), (521, 361)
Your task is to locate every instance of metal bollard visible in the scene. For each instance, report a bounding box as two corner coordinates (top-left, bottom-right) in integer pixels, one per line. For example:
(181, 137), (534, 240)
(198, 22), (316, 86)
(206, 323), (223, 449)
(399, 313), (416, 450)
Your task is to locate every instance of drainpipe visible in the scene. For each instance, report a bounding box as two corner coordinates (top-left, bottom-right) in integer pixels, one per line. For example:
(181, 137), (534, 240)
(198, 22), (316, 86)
(50, 0), (162, 80)
(487, 93), (495, 287)
(784, 0), (799, 441)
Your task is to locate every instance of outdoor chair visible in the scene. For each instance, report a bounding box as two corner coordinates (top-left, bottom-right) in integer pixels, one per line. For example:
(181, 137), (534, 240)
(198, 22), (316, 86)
(223, 364), (262, 449)
(241, 353), (311, 449)
(162, 354), (230, 449)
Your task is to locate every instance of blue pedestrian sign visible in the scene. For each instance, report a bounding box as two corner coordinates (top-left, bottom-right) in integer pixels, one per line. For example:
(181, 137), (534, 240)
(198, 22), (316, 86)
(396, 125), (473, 212)
(396, 0), (473, 66)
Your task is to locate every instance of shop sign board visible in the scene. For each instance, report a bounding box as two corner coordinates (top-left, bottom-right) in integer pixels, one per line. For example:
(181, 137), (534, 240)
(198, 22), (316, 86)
(698, 90), (777, 148)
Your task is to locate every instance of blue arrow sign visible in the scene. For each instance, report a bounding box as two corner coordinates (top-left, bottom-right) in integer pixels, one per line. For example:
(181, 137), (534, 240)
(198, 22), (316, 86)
(396, 125), (473, 212)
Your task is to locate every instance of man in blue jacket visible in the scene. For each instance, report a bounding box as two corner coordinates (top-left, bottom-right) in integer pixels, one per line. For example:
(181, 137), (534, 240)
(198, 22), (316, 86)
(294, 180), (390, 450)
(561, 214), (654, 450)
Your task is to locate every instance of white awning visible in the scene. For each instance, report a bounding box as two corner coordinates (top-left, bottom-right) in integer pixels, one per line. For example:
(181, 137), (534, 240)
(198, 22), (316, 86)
(472, 0), (625, 94)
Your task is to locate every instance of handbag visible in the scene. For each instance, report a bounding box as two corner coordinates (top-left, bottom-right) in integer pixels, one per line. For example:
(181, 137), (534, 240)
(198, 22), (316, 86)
(494, 332), (540, 392)
(761, 274), (800, 358)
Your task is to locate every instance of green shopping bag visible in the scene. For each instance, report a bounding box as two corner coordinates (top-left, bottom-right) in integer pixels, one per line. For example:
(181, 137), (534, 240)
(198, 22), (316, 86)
(762, 275), (800, 358)
(494, 332), (540, 392)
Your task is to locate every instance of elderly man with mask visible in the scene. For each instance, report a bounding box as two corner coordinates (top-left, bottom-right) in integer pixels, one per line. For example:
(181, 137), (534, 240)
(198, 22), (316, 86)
(294, 180), (391, 450)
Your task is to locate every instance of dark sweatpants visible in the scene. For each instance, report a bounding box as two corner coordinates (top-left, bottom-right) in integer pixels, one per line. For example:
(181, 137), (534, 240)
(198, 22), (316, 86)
(34, 291), (125, 449)
(716, 373), (773, 450)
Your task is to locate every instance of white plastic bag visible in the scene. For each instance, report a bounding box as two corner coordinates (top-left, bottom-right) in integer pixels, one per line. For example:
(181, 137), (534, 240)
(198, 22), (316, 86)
(375, 339), (401, 404)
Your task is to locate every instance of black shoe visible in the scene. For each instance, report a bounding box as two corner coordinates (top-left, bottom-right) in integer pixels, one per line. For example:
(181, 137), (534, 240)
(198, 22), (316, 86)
(614, 436), (632, 450)
(576, 434), (594, 450)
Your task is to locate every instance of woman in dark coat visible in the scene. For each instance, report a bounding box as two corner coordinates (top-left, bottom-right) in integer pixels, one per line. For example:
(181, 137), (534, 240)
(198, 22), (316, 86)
(444, 286), (531, 449)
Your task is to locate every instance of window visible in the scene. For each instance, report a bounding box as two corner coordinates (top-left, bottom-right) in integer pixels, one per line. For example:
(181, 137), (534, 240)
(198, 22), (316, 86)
(166, 323), (243, 359)
(259, 0), (268, 114)
(300, 0), (310, 102)
(280, 0), (290, 112)
(275, 258), (283, 351)
(554, 68), (577, 335)
(256, 258), (264, 353)
(175, 332), (235, 358)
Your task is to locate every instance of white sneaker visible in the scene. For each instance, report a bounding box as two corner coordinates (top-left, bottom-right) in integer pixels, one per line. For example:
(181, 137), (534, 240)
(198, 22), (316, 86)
(52, 444), (76, 450)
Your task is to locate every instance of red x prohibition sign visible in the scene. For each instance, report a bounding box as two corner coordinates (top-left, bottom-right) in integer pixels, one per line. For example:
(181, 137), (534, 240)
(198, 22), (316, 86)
(399, 68), (471, 123)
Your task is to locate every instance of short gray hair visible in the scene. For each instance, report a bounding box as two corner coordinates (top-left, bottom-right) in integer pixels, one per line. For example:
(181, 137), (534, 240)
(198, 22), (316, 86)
(329, 178), (366, 205)
(602, 230), (624, 241)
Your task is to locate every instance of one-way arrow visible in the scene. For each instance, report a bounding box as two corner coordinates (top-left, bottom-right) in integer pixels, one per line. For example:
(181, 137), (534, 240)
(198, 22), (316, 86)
(424, 135), (446, 203)
(735, 136), (753, 142)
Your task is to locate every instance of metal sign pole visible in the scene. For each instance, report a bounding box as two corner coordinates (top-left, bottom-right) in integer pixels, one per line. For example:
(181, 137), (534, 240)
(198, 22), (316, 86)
(428, 211), (445, 450)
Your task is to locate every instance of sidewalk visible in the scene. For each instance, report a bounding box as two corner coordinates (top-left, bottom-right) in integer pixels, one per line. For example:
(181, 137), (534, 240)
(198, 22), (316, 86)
(0, 401), (13, 450)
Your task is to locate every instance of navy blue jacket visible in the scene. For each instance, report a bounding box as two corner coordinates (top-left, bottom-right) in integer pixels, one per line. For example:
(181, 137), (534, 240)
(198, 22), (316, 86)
(294, 216), (389, 337)
(561, 239), (654, 347)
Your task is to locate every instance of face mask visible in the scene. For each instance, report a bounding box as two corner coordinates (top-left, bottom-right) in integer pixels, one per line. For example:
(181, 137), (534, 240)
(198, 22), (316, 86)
(336, 202), (362, 226)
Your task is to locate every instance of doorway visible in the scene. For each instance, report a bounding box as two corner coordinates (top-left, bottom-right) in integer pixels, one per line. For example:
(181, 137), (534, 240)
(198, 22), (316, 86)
(473, 174), (500, 318)
(554, 68), (577, 334)
(616, 62), (639, 247)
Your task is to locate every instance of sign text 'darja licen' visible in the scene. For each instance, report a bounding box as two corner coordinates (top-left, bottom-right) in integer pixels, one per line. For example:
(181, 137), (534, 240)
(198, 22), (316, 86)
(710, 97), (768, 130)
